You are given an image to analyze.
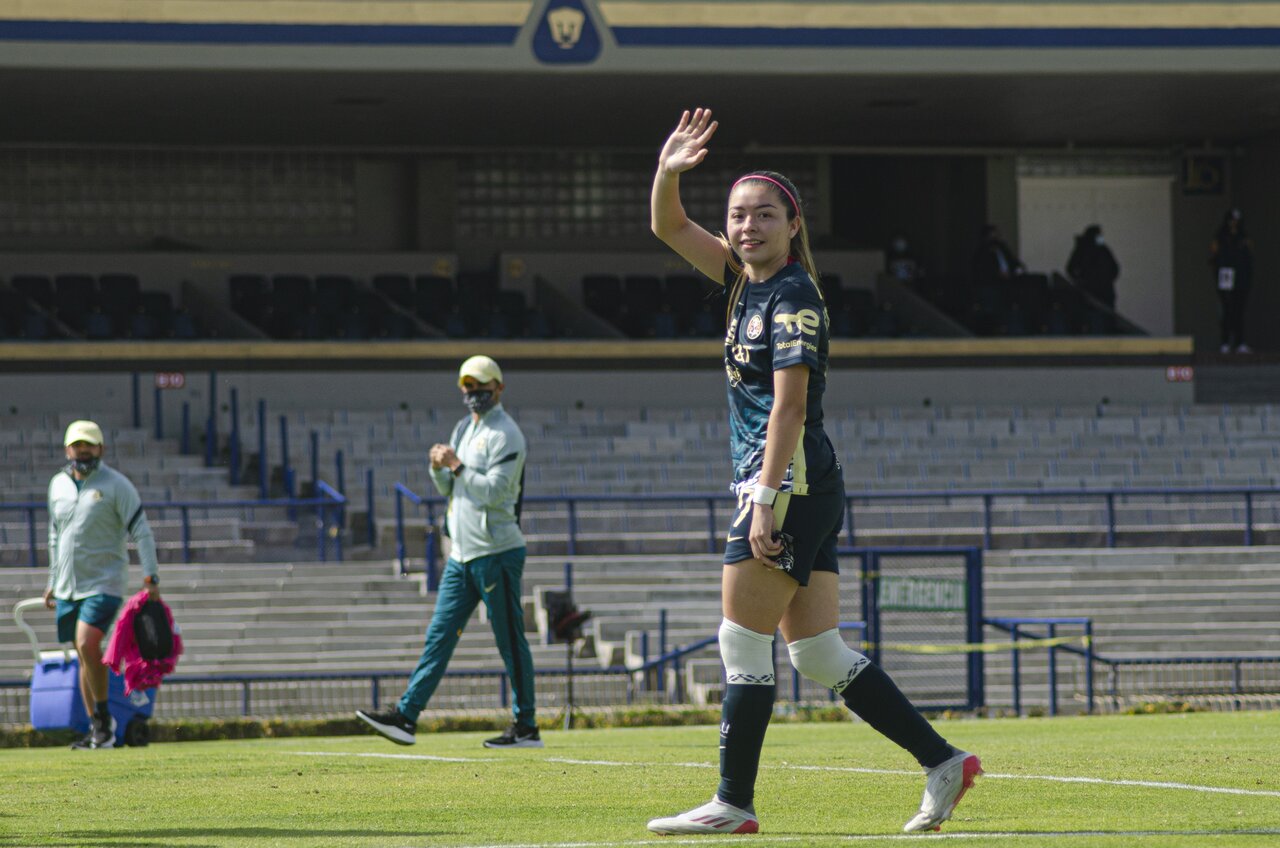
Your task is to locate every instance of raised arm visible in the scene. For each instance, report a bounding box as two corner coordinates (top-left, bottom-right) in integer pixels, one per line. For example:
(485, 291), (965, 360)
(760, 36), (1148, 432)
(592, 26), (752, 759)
(651, 108), (730, 284)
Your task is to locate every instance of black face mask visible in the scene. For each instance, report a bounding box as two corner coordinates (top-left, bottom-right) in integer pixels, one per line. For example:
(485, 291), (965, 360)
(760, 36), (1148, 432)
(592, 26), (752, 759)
(70, 457), (101, 475)
(463, 389), (497, 415)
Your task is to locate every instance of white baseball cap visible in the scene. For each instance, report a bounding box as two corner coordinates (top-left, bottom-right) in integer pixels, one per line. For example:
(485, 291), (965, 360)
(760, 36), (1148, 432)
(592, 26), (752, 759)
(64, 420), (104, 446)
(457, 355), (503, 387)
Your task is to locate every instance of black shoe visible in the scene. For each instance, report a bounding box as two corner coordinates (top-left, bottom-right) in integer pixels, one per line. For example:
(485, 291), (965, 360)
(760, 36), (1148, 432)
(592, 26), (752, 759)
(483, 722), (543, 749)
(71, 715), (116, 750)
(356, 706), (416, 745)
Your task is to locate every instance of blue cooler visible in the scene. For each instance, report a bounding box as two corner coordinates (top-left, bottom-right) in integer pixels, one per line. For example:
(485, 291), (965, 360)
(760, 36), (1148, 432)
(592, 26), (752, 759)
(18, 598), (157, 746)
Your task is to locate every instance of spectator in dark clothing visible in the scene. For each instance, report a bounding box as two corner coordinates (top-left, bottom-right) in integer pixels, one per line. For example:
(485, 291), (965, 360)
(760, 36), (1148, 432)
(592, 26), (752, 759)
(1067, 224), (1120, 310)
(1210, 208), (1254, 353)
(972, 224), (1024, 287)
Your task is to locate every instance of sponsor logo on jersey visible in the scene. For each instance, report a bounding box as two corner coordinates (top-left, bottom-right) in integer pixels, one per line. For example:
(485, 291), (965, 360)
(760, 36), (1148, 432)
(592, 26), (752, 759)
(731, 343), (751, 364)
(745, 313), (764, 339)
(776, 339), (818, 353)
(725, 362), (743, 387)
(775, 308), (821, 336)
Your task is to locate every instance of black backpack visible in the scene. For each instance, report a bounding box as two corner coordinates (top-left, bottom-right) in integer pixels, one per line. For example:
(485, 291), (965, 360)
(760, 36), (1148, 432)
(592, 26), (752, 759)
(133, 599), (174, 660)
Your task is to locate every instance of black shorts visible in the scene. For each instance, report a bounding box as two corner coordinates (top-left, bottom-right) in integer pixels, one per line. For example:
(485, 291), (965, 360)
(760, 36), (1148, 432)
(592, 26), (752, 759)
(723, 489), (844, 586)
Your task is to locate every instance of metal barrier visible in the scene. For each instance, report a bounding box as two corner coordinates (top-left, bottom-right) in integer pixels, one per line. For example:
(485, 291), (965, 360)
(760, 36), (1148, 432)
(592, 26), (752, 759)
(389, 484), (1280, 581)
(1095, 655), (1280, 711)
(985, 616), (1095, 716)
(0, 484), (347, 566)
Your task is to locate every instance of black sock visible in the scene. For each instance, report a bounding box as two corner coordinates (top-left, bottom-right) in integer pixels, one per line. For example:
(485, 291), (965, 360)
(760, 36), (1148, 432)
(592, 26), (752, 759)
(716, 683), (775, 809)
(95, 701), (111, 722)
(840, 664), (952, 768)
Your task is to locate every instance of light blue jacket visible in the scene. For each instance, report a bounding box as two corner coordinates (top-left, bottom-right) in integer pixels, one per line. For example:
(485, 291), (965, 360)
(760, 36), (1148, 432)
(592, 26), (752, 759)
(428, 404), (527, 563)
(46, 462), (159, 600)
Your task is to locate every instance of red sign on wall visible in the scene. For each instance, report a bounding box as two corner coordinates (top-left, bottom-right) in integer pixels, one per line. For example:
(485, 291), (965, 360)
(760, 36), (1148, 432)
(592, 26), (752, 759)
(154, 372), (186, 389)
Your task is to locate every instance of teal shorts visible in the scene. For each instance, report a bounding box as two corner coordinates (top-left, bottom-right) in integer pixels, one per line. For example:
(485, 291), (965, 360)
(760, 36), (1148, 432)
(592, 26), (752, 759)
(55, 595), (122, 643)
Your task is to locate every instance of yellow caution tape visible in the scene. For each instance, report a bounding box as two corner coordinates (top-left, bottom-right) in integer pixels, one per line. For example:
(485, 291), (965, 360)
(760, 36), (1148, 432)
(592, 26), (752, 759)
(863, 634), (1091, 654)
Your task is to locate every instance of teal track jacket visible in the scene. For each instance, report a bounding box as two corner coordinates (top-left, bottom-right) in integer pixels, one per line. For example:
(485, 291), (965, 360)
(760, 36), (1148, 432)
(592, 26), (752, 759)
(428, 404), (527, 564)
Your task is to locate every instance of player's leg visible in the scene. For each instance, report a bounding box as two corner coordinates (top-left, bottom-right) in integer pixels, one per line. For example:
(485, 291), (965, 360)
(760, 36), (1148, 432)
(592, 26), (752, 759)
(474, 547), (541, 748)
(648, 563), (790, 834)
(70, 593), (123, 749)
(356, 557), (479, 744)
(399, 557), (480, 718)
(784, 535), (979, 831)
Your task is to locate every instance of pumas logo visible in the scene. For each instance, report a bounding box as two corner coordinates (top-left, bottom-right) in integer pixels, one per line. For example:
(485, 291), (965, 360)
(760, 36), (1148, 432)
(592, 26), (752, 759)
(745, 313), (764, 340)
(775, 308), (821, 336)
(533, 0), (602, 64)
(720, 721), (731, 735)
(547, 6), (585, 48)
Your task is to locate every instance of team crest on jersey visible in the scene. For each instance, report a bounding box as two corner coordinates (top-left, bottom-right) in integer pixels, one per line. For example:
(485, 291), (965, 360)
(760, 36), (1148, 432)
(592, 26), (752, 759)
(91, 490), (103, 502)
(745, 313), (764, 340)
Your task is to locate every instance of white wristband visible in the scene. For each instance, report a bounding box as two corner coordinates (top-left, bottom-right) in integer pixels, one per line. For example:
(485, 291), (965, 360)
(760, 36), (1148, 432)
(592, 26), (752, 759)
(751, 484), (779, 506)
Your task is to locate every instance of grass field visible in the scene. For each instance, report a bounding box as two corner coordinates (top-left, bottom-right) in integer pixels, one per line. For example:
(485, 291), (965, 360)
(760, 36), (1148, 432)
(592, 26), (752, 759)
(3, 711), (1279, 848)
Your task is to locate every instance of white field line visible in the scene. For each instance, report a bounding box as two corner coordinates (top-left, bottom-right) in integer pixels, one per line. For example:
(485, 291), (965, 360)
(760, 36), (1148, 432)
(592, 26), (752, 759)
(291, 751), (1280, 799)
(293, 751), (499, 763)
(441, 833), (1280, 848)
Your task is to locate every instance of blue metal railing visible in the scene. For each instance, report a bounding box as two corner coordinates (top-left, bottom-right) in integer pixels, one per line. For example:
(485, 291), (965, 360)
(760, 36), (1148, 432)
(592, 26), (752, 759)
(985, 616), (1095, 717)
(388, 484), (1280, 582)
(1, 485), (347, 566)
(394, 482), (439, 588)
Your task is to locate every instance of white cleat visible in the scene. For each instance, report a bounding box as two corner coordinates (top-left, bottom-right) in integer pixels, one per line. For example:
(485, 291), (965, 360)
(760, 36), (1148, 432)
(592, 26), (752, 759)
(647, 796), (760, 835)
(903, 750), (982, 833)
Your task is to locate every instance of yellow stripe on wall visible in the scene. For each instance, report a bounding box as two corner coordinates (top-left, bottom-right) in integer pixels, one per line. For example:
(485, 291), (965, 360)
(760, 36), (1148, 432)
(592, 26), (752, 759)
(0, 2), (533, 26)
(599, 2), (1280, 29)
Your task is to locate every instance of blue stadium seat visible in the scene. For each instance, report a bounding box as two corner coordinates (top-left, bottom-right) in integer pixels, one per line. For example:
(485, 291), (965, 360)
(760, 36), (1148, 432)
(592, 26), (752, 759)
(373, 274), (413, 307)
(11, 275), (54, 309)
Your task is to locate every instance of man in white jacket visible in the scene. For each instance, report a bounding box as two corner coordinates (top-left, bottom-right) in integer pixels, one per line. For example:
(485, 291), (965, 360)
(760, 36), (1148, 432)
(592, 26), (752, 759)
(357, 356), (540, 748)
(44, 419), (160, 750)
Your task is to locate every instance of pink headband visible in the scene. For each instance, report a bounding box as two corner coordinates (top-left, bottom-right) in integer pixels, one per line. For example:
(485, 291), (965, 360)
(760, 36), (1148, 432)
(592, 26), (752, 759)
(731, 174), (800, 218)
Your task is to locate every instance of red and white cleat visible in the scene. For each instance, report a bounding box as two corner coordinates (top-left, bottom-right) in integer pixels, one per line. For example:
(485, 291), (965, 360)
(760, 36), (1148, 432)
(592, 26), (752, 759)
(647, 796), (760, 835)
(903, 750), (983, 833)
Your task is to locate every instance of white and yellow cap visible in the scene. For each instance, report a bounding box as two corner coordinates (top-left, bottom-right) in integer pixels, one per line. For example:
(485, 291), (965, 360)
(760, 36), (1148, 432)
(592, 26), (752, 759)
(457, 355), (503, 387)
(64, 420), (104, 446)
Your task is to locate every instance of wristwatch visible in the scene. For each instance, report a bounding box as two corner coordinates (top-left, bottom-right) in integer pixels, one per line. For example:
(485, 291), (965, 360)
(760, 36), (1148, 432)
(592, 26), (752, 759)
(451, 463), (465, 477)
(143, 575), (159, 586)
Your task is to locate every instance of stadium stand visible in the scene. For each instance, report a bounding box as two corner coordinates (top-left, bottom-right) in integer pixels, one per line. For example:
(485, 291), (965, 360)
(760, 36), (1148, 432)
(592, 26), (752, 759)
(4, 395), (1280, 722)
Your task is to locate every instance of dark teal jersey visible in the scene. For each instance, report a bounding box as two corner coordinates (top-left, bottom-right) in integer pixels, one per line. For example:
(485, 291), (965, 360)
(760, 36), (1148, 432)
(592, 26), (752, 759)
(722, 263), (843, 496)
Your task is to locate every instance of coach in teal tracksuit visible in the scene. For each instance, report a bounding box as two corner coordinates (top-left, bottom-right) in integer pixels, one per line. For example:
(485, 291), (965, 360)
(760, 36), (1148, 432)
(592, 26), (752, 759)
(357, 355), (540, 749)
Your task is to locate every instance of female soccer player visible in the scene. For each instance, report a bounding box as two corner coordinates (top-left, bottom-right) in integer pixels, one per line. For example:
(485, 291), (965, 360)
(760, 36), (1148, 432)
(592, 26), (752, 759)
(646, 108), (981, 835)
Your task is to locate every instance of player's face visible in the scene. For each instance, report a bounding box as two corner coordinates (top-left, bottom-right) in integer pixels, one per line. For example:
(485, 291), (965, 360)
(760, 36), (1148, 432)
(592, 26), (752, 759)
(460, 376), (503, 401)
(727, 183), (799, 273)
(64, 441), (102, 462)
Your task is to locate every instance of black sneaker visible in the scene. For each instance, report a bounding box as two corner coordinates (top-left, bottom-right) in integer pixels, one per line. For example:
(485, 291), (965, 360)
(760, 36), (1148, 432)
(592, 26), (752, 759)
(355, 706), (416, 745)
(483, 722), (543, 749)
(71, 715), (116, 750)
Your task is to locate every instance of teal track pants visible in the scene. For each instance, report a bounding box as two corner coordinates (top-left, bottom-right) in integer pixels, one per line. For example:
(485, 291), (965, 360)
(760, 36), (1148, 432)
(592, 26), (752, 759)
(398, 546), (536, 725)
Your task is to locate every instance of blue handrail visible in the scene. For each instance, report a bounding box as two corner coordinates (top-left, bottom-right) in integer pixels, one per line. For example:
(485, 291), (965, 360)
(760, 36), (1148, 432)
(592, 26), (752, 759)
(394, 482), (438, 588)
(386, 483), (1280, 570)
(1, 485), (347, 566)
(985, 616), (1094, 717)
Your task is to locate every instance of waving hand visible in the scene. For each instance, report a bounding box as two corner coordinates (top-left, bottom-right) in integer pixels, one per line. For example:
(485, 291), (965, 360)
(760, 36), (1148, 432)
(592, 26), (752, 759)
(658, 108), (718, 176)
